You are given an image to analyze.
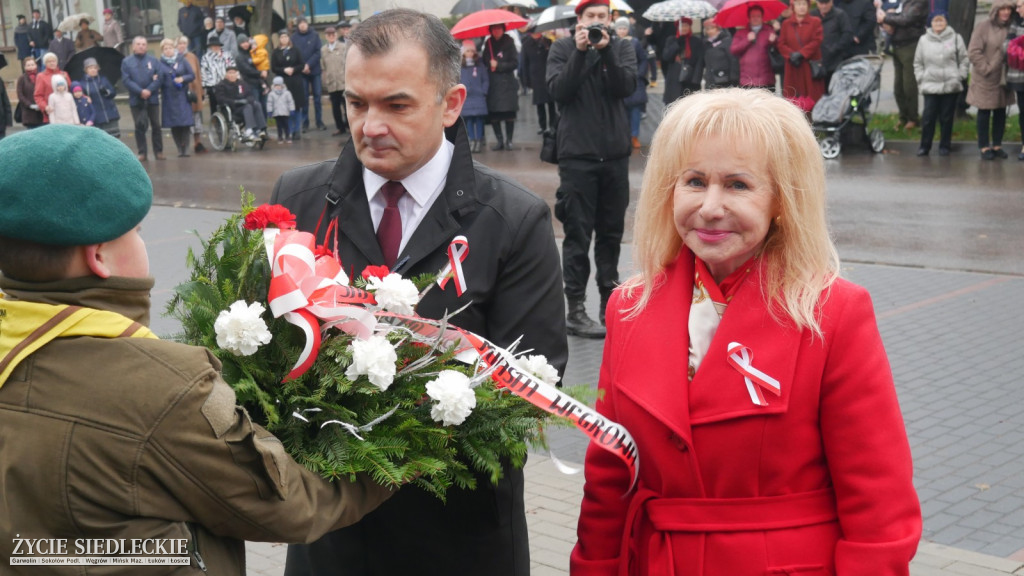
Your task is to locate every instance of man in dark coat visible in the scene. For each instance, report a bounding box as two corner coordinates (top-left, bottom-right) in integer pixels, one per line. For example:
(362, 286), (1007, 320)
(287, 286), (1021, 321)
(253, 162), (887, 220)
(521, 31), (557, 133)
(272, 9), (567, 576)
(292, 17), (326, 132)
(48, 29), (75, 70)
(28, 9), (53, 60)
(547, 0), (636, 338)
(121, 35), (163, 160)
(178, 0), (206, 56)
(14, 15), (32, 65)
(840, 0), (876, 55)
(813, 0), (854, 86)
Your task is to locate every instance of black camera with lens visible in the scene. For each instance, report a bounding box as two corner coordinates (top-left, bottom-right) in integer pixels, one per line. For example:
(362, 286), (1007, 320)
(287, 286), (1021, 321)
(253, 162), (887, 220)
(586, 23), (608, 44)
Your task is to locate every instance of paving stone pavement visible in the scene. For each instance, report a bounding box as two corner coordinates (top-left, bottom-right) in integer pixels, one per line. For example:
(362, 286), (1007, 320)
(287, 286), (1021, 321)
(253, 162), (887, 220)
(142, 200), (1024, 574)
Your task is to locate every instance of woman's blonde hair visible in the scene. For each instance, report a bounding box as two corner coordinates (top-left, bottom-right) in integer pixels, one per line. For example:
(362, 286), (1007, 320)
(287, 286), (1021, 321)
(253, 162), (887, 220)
(159, 38), (177, 51)
(624, 88), (839, 335)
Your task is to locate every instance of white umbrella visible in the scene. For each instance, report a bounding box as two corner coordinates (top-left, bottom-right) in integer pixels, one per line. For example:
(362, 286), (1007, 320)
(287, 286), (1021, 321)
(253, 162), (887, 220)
(567, 0), (635, 13)
(506, 0), (540, 9)
(531, 4), (578, 32)
(642, 0), (717, 21)
(58, 13), (95, 33)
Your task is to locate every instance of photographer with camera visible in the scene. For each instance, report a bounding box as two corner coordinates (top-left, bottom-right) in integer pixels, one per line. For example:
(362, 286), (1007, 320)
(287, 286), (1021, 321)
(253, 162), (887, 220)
(547, 0), (637, 338)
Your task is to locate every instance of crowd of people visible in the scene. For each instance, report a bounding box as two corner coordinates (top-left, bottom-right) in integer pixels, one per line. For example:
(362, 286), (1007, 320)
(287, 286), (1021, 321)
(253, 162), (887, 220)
(1, 7), (932, 576)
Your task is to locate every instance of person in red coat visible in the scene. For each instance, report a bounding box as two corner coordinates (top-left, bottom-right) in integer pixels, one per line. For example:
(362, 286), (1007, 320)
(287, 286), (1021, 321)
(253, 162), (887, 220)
(729, 6), (778, 89)
(777, 0), (826, 106)
(570, 88), (922, 576)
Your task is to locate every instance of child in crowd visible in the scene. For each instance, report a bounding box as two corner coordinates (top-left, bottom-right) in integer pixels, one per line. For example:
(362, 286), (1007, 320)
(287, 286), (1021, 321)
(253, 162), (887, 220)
(71, 82), (95, 127)
(266, 76), (295, 143)
(47, 75), (79, 125)
(459, 40), (489, 153)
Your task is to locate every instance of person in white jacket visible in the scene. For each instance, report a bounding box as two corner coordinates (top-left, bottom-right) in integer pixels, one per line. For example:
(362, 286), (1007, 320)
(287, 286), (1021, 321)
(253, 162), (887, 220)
(913, 10), (969, 156)
(47, 75), (79, 125)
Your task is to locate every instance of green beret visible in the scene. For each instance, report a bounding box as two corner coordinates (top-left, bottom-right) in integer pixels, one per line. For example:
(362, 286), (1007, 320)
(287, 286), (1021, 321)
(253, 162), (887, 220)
(0, 125), (152, 246)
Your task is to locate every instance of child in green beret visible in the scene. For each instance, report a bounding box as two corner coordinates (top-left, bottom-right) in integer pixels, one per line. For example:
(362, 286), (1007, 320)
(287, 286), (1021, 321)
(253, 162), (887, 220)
(0, 125), (395, 574)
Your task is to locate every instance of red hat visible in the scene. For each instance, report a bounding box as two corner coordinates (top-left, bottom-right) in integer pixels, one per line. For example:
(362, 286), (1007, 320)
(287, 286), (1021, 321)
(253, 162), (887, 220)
(103, 8), (113, 14)
(574, 0), (611, 16)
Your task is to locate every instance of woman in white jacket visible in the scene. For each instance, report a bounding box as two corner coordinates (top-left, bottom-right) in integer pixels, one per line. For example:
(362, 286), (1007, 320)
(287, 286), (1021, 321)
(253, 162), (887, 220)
(913, 11), (969, 156)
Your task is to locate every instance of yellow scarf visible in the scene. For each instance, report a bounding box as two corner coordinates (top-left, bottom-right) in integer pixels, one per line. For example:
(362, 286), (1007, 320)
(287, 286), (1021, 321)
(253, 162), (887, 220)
(0, 296), (158, 389)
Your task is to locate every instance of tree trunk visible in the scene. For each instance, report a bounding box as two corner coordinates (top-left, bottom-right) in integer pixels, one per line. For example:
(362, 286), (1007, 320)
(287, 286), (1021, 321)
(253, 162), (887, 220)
(250, 0), (275, 37)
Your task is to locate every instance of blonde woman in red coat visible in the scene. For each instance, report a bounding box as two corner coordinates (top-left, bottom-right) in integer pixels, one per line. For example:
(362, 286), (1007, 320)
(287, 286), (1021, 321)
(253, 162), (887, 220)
(777, 0), (826, 106)
(570, 88), (921, 576)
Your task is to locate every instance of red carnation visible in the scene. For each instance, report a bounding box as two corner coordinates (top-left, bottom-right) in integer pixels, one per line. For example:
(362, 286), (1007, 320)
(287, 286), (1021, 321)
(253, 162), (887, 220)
(244, 204), (298, 230)
(361, 265), (390, 280)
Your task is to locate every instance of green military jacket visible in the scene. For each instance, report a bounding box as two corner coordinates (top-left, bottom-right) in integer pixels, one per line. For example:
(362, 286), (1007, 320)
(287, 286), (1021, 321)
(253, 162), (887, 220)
(0, 275), (393, 574)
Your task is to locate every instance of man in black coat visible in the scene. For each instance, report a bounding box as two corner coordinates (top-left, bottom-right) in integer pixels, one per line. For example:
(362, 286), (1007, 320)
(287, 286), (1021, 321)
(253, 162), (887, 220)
(178, 0), (206, 56)
(272, 9), (567, 576)
(840, 0), (876, 55)
(813, 0), (854, 86)
(28, 9), (53, 60)
(547, 0), (636, 338)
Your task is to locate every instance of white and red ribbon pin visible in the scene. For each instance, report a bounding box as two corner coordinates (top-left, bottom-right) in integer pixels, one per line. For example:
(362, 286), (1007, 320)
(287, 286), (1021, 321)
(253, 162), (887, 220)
(726, 342), (781, 406)
(437, 235), (469, 296)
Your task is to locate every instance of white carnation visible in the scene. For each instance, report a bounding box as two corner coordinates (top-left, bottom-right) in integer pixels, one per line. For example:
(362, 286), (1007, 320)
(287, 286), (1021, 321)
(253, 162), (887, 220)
(367, 273), (420, 316)
(519, 354), (561, 386)
(425, 370), (477, 426)
(214, 301), (273, 356)
(346, 335), (399, 391)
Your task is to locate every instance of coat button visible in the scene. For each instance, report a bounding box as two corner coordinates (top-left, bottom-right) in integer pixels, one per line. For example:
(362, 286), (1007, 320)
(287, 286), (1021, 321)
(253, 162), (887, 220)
(668, 433), (688, 452)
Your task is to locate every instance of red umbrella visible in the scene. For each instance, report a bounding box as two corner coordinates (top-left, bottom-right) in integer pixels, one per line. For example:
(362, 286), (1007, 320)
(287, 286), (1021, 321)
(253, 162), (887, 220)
(450, 9), (530, 39)
(714, 0), (786, 28)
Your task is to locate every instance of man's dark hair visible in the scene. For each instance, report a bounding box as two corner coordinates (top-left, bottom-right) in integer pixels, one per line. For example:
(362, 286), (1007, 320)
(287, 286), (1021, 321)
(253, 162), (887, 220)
(0, 236), (76, 283)
(348, 8), (460, 101)
(32, 8), (40, 14)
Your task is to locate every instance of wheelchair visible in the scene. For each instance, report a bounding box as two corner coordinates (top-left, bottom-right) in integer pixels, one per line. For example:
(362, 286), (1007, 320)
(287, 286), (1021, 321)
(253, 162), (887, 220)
(208, 104), (266, 152)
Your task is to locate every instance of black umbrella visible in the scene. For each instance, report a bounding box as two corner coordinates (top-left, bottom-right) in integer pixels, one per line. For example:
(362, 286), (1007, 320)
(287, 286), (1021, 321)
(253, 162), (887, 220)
(227, 4), (286, 32)
(450, 0), (509, 16)
(65, 46), (124, 85)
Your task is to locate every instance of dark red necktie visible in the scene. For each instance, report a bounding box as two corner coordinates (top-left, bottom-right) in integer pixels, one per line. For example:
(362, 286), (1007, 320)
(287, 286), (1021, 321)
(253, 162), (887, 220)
(376, 181), (405, 267)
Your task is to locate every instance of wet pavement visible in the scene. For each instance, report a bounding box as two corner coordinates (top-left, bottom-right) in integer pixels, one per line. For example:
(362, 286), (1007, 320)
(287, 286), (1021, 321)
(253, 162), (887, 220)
(9, 65), (1024, 572)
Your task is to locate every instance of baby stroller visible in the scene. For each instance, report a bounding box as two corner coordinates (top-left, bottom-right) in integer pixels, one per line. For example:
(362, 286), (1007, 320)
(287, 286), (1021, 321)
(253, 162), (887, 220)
(811, 55), (886, 159)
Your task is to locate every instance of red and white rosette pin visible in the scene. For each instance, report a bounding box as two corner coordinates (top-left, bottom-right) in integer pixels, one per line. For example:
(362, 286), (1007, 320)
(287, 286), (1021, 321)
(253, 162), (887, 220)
(437, 235), (469, 296)
(726, 342), (781, 406)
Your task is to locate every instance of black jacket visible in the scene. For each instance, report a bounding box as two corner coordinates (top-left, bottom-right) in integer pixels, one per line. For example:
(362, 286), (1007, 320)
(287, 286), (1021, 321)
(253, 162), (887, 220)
(236, 47), (265, 96)
(214, 77), (257, 107)
(271, 46), (305, 104)
(840, 0), (877, 54)
(703, 31), (740, 87)
(521, 33), (553, 105)
(813, 6), (855, 70)
(270, 120), (568, 576)
(547, 35), (636, 161)
(482, 34), (519, 114)
(28, 18), (52, 48)
(662, 33), (705, 102)
(883, 0), (929, 47)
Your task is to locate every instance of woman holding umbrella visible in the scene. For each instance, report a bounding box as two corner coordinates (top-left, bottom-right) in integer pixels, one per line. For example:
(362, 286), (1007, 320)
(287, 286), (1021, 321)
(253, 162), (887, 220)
(76, 18), (104, 51)
(777, 0), (825, 107)
(482, 23), (520, 150)
(729, 5), (778, 89)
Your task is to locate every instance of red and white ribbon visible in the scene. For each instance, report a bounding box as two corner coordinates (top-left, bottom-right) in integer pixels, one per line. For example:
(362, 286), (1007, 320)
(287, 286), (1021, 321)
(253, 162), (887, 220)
(264, 229), (378, 382)
(373, 314), (640, 489)
(726, 342), (781, 406)
(437, 235), (469, 296)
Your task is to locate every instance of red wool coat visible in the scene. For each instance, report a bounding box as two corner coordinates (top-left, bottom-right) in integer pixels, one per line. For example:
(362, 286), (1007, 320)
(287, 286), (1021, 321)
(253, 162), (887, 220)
(777, 15), (826, 104)
(571, 252), (921, 576)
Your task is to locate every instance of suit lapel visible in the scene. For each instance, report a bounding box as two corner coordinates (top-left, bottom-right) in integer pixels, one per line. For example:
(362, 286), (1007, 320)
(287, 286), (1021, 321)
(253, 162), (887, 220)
(326, 139), (383, 265)
(616, 254), (695, 448)
(688, 264), (800, 425)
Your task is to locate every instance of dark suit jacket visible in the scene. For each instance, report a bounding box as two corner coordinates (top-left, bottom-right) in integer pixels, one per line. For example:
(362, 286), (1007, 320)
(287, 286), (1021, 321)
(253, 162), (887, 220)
(28, 19), (53, 48)
(271, 120), (568, 576)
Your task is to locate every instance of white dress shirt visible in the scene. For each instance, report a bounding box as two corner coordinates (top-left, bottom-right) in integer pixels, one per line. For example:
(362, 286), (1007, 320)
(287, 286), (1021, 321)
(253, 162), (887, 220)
(363, 134), (455, 260)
